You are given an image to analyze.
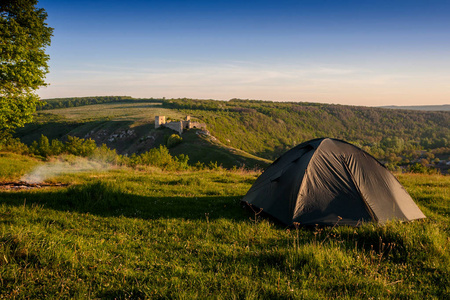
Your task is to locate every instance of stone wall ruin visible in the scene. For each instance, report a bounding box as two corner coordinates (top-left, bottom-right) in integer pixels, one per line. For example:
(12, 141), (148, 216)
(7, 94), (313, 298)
(155, 115), (206, 134)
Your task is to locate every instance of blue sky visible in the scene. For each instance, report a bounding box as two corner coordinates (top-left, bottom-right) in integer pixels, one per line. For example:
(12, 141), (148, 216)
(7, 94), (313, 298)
(38, 0), (450, 106)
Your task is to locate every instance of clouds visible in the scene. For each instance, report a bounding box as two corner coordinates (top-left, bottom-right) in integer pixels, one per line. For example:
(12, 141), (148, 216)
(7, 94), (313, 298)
(40, 59), (425, 105)
(37, 0), (450, 106)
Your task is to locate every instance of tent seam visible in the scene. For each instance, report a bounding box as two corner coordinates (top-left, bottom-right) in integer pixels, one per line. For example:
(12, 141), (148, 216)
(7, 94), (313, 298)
(342, 159), (378, 223)
(291, 144), (321, 222)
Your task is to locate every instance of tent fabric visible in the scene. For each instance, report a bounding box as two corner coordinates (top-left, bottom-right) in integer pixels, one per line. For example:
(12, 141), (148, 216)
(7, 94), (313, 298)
(242, 138), (426, 226)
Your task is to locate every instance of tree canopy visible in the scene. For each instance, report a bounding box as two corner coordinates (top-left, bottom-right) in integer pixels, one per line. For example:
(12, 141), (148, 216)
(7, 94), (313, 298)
(0, 0), (53, 137)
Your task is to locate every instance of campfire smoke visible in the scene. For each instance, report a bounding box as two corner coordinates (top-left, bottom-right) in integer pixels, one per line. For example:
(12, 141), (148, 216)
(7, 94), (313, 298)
(20, 157), (110, 184)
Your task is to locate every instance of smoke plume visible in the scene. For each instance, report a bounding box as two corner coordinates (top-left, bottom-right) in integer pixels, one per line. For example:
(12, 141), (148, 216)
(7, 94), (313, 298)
(21, 157), (111, 183)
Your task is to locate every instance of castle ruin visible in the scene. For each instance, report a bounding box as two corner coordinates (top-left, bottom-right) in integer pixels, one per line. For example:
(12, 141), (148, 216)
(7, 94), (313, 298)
(155, 116), (166, 128)
(155, 115), (206, 134)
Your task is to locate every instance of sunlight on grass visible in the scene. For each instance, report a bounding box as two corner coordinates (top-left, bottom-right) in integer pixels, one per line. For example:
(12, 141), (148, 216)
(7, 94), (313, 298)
(0, 152), (42, 181)
(45, 102), (185, 124)
(0, 159), (449, 298)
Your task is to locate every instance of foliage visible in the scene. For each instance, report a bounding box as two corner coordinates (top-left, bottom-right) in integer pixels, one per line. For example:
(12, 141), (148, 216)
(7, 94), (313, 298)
(11, 96), (450, 171)
(0, 164), (448, 298)
(29, 134), (51, 157)
(5, 133), (230, 171)
(0, 134), (29, 154)
(407, 163), (440, 175)
(29, 135), (97, 158)
(36, 96), (138, 110)
(0, 0), (53, 135)
(63, 136), (97, 157)
(166, 133), (183, 148)
(0, 151), (40, 181)
(128, 145), (190, 171)
(162, 98), (450, 161)
(407, 163), (429, 174)
(91, 144), (121, 165)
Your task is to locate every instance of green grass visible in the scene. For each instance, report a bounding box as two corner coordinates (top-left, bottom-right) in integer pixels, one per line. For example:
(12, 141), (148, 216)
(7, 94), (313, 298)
(169, 129), (271, 169)
(0, 155), (449, 299)
(0, 152), (41, 181)
(43, 101), (184, 124)
(162, 98), (450, 160)
(14, 102), (273, 169)
(14, 97), (450, 174)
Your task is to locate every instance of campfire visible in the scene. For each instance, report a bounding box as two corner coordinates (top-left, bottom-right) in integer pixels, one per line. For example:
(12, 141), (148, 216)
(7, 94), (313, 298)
(0, 181), (69, 190)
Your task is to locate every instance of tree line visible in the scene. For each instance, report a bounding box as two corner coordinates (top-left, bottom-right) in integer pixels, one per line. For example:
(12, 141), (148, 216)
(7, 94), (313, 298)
(161, 98), (449, 172)
(37, 96), (136, 110)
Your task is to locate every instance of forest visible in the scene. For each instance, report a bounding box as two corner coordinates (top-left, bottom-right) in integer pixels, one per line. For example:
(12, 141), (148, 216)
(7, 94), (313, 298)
(34, 96), (450, 173)
(161, 98), (449, 171)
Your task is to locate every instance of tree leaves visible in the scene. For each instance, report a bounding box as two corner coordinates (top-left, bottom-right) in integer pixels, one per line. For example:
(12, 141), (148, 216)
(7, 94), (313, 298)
(0, 0), (53, 133)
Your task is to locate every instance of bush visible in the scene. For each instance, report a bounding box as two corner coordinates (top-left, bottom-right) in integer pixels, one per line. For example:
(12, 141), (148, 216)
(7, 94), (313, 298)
(30, 135), (52, 157)
(127, 145), (189, 171)
(1, 134), (190, 171)
(385, 163), (401, 172)
(166, 134), (183, 148)
(64, 136), (97, 157)
(0, 136), (29, 154)
(28, 135), (98, 158)
(174, 153), (190, 170)
(50, 139), (64, 156)
(407, 162), (439, 174)
(208, 161), (222, 171)
(92, 144), (122, 165)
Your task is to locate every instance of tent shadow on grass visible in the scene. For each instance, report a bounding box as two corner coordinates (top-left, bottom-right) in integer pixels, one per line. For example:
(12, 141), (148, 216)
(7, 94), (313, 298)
(0, 181), (249, 222)
(0, 182), (439, 271)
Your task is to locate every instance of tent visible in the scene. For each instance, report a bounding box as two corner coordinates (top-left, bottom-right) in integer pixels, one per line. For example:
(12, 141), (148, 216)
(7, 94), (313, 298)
(242, 138), (426, 226)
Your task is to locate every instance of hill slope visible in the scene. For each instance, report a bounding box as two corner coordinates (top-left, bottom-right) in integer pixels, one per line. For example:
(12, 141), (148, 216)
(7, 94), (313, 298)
(162, 98), (449, 160)
(15, 96), (450, 170)
(15, 101), (271, 169)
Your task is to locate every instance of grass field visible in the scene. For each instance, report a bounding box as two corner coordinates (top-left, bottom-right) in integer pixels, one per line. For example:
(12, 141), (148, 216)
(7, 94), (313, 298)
(41, 102), (184, 124)
(14, 101), (272, 169)
(0, 154), (449, 299)
(0, 153), (41, 182)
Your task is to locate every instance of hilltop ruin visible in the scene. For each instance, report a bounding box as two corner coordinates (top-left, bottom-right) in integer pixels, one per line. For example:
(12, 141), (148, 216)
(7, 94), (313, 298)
(155, 115), (206, 134)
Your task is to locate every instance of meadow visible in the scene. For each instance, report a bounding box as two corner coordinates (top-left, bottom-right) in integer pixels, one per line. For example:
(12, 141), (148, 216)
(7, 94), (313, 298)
(42, 102), (182, 125)
(0, 153), (449, 299)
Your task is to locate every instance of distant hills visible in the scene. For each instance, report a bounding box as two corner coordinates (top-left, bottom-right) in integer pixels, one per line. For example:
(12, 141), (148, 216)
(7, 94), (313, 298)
(17, 99), (272, 169)
(14, 96), (450, 170)
(381, 105), (450, 111)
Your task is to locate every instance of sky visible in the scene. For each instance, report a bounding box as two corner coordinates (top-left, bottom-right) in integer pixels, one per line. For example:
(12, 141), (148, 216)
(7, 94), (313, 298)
(37, 0), (450, 106)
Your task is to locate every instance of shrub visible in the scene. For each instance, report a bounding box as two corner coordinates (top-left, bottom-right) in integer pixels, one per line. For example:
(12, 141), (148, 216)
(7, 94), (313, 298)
(174, 153), (190, 170)
(385, 163), (401, 173)
(64, 136), (97, 157)
(127, 145), (189, 171)
(0, 136), (29, 154)
(208, 161), (222, 171)
(406, 162), (440, 174)
(30, 135), (52, 157)
(50, 139), (64, 156)
(92, 144), (122, 165)
(28, 135), (99, 158)
(166, 134), (183, 148)
(193, 161), (205, 170)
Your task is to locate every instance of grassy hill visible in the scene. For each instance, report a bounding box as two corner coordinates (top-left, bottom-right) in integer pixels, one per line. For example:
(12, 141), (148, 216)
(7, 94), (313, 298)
(162, 98), (449, 160)
(14, 96), (450, 171)
(0, 154), (449, 298)
(4, 97), (449, 298)
(15, 100), (271, 169)
(169, 129), (271, 169)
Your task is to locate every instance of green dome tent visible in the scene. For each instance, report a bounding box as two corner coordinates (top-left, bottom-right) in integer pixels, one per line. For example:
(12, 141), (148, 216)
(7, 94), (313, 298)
(242, 138), (426, 226)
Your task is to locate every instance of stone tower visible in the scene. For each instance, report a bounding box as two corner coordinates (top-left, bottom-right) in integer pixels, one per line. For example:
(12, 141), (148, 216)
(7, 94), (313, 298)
(155, 116), (166, 128)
